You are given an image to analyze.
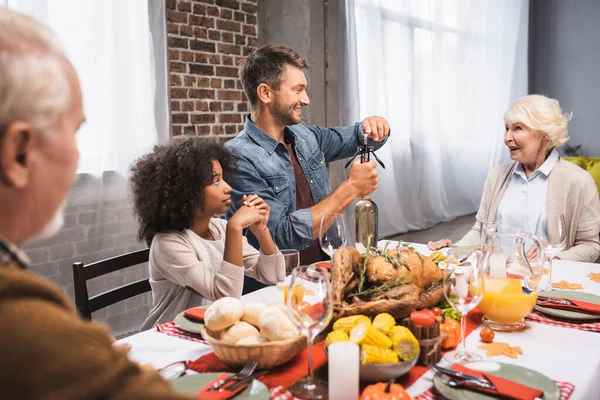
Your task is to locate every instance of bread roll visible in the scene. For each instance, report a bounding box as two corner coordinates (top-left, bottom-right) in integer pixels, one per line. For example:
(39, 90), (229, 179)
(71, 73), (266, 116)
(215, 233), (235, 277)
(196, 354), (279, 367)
(204, 297), (244, 331)
(241, 303), (267, 327)
(220, 321), (259, 344)
(237, 335), (270, 345)
(258, 305), (300, 341)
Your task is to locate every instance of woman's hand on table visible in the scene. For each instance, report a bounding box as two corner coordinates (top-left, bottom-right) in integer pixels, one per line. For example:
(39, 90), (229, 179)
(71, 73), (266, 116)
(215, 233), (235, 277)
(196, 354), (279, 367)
(427, 239), (453, 251)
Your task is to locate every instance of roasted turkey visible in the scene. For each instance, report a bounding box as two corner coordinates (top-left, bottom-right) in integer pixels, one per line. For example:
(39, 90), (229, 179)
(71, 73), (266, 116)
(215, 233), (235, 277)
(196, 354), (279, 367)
(330, 246), (444, 320)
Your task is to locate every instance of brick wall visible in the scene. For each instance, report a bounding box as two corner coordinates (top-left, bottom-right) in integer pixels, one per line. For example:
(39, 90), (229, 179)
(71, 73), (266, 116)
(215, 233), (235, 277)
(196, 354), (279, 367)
(167, 0), (258, 141)
(22, 174), (148, 337)
(21, 0), (260, 338)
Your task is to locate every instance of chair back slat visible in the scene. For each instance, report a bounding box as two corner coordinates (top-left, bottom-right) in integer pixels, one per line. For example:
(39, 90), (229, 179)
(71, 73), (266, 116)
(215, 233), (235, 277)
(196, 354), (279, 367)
(88, 279), (151, 314)
(82, 249), (150, 280)
(72, 248), (150, 320)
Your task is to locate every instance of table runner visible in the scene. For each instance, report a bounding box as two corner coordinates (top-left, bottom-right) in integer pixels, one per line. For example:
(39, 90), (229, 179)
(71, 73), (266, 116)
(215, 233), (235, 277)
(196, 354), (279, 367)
(155, 321), (208, 344)
(413, 380), (575, 400)
(526, 311), (600, 333)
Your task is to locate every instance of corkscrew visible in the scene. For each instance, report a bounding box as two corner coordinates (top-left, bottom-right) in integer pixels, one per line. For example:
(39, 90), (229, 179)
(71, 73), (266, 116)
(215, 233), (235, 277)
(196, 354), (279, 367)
(344, 132), (386, 169)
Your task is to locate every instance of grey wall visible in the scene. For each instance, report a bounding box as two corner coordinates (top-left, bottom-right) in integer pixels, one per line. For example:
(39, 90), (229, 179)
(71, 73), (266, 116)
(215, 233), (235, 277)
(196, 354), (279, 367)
(257, 0), (342, 127)
(530, 0), (600, 156)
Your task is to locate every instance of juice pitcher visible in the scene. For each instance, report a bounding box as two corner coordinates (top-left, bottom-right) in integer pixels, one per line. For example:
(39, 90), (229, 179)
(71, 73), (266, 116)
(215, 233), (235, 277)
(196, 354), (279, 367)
(478, 223), (544, 331)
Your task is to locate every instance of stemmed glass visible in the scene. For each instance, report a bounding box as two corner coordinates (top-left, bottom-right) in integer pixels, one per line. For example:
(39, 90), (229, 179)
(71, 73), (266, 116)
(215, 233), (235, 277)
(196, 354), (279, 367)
(319, 213), (347, 259)
(535, 213), (567, 291)
(285, 265), (333, 399)
(278, 249), (300, 276)
(442, 251), (485, 363)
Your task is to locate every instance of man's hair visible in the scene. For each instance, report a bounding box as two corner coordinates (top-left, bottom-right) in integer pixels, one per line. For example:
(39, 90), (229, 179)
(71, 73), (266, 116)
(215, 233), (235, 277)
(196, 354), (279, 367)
(0, 9), (71, 139)
(238, 44), (307, 107)
(129, 138), (235, 246)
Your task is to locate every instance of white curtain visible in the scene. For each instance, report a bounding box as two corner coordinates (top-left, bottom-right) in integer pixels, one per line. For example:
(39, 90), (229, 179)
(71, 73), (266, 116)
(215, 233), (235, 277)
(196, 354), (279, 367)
(5, 0), (170, 336)
(338, 0), (529, 238)
(4, 0), (169, 176)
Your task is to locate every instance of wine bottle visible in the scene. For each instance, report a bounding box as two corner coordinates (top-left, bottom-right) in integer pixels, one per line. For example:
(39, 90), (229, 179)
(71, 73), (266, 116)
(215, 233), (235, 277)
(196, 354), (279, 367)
(354, 133), (379, 253)
(355, 195), (378, 253)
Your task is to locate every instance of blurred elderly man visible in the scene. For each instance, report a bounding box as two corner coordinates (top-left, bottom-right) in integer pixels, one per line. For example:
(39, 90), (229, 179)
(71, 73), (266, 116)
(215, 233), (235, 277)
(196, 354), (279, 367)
(0, 9), (190, 399)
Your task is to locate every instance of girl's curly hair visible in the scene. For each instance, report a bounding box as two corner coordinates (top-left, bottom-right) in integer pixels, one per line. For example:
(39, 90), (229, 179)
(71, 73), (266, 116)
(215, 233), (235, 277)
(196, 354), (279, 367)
(129, 138), (235, 245)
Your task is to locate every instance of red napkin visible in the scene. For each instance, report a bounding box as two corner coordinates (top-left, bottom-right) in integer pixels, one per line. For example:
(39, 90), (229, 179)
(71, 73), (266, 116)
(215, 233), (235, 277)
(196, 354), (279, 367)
(195, 373), (248, 399)
(315, 261), (331, 270)
(184, 307), (206, 322)
(189, 342), (327, 391)
(536, 297), (600, 315)
(451, 364), (543, 400)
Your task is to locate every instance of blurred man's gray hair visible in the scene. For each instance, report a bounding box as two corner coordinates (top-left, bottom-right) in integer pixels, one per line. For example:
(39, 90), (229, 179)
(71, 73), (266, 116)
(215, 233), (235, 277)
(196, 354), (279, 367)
(0, 8), (71, 137)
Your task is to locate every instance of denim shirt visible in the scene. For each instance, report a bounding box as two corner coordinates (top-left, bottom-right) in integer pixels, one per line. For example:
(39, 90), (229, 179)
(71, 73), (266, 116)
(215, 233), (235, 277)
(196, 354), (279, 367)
(225, 116), (387, 251)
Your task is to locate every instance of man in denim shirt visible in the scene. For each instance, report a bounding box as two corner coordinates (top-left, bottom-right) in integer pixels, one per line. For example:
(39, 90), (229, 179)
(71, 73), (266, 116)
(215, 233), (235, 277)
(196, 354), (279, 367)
(225, 45), (389, 289)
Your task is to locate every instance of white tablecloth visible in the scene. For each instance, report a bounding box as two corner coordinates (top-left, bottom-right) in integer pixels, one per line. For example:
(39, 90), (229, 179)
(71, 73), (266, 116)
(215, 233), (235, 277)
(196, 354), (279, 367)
(119, 245), (600, 399)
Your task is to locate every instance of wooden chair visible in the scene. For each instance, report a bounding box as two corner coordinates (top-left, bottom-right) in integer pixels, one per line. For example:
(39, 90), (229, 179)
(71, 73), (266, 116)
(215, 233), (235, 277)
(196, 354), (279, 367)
(72, 248), (151, 320)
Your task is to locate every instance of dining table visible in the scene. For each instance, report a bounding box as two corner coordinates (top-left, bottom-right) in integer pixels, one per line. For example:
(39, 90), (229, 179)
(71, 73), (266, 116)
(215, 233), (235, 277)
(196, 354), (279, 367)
(118, 241), (600, 399)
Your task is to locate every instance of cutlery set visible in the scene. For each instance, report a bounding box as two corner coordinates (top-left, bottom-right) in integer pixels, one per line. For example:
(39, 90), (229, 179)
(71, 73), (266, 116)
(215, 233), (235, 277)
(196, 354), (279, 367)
(431, 365), (497, 391)
(206, 359), (264, 393)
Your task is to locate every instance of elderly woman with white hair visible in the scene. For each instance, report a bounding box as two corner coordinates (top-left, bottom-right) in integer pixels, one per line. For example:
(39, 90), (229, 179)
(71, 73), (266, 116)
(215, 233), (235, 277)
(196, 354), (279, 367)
(429, 94), (600, 263)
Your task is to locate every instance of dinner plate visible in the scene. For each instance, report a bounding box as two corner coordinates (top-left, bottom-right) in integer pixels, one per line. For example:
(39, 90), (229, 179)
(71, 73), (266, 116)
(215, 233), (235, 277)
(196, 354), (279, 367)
(173, 305), (210, 334)
(534, 290), (600, 321)
(170, 373), (270, 399)
(432, 361), (560, 400)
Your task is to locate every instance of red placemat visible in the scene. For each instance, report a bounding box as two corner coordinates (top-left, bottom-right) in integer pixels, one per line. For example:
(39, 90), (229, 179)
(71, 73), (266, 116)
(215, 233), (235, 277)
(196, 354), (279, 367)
(155, 321), (208, 344)
(526, 310), (600, 333)
(413, 380), (575, 400)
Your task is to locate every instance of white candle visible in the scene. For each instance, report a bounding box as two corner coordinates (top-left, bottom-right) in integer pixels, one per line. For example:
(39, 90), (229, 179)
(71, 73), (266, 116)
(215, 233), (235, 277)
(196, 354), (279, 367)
(328, 342), (359, 400)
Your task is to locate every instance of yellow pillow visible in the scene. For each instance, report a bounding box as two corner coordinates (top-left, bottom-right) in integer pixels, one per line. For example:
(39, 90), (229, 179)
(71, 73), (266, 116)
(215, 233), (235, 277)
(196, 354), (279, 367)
(586, 160), (600, 193)
(564, 155), (589, 169)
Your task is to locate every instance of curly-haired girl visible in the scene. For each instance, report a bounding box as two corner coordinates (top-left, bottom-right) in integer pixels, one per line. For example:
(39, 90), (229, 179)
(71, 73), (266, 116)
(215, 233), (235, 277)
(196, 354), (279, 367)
(130, 138), (285, 328)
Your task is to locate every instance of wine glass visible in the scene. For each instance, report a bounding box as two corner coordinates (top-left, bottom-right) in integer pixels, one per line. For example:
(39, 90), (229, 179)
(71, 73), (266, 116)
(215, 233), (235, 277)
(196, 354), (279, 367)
(319, 213), (347, 259)
(535, 213), (567, 291)
(285, 265), (333, 399)
(278, 249), (300, 276)
(442, 251), (485, 363)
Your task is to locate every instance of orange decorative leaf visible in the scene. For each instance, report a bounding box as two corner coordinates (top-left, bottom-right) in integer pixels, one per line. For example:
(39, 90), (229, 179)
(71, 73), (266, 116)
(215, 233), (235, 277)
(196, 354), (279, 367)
(588, 272), (600, 283)
(551, 280), (583, 290)
(477, 342), (523, 359)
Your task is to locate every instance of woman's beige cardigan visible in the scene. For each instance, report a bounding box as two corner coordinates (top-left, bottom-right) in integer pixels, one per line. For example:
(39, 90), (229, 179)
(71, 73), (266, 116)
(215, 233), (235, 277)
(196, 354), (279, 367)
(456, 157), (600, 263)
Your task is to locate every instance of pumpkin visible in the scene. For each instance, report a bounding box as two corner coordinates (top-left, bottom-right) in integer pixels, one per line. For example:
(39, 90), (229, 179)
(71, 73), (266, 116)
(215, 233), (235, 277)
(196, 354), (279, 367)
(440, 314), (461, 350)
(360, 380), (411, 400)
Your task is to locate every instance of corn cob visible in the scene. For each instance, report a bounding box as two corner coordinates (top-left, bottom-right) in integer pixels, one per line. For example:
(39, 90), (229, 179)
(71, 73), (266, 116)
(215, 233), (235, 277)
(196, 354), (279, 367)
(388, 325), (420, 360)
(372, 313), (395, 334)
(332, 315), (371, 333)
(361, 344), (399, 364)
(325, 330), (350, 346)
(350, 323), (392, 349)
(428, 251), (442, 261)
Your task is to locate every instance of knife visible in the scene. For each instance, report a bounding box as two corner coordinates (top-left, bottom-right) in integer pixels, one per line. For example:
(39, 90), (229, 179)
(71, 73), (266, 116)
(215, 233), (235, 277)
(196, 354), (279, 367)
(537, 295), (578, 306)
(431, 365), (497, 391)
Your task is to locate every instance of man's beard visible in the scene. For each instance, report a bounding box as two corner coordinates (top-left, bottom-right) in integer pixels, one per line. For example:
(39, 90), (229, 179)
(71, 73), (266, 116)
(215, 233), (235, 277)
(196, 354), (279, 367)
(272, 98), (301, 126)
(36, 202), (66, 239)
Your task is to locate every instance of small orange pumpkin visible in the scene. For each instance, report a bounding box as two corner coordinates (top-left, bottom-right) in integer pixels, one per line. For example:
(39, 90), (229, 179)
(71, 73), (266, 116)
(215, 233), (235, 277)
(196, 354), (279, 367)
(440, 314), (461, 350)
(360, 380), (411, 400)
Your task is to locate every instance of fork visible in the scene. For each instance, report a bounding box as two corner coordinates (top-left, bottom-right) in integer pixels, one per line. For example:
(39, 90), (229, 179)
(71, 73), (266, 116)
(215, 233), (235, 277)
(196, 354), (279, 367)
(208, 360), (258, 391)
